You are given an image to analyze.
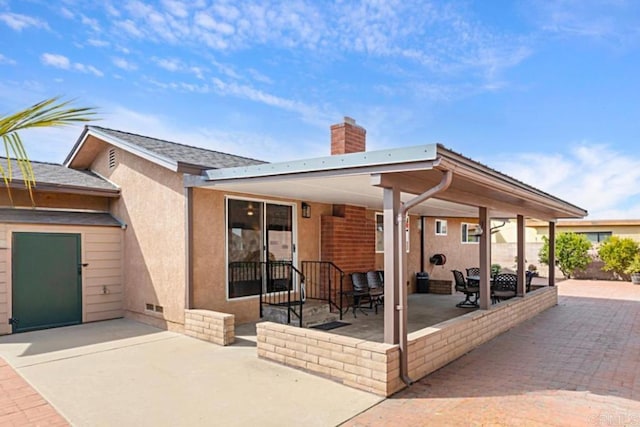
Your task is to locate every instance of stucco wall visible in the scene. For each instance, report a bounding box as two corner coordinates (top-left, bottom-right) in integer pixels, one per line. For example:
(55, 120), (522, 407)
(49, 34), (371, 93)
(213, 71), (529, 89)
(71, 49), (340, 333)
(0, 223), (124, 335)
(91, 146), (187, 331)
(191, 188), (331, 324)
(421, 217), (482, 283)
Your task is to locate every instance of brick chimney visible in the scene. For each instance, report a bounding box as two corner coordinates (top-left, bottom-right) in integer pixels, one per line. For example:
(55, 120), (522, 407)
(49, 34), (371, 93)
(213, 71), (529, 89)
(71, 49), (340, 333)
(330, 116), (366, 155)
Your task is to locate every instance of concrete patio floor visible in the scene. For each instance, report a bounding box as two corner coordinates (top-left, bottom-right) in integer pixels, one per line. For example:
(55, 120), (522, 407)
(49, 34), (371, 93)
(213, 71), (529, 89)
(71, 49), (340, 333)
(0, 319), (381, 427)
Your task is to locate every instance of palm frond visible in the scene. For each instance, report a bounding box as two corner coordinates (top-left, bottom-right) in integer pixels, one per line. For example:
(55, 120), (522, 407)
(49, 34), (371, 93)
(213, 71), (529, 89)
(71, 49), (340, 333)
(0, 97), (98, 205)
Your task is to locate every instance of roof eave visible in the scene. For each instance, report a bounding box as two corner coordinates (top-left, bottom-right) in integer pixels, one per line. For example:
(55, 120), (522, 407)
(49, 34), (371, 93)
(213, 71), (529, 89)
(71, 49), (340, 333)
(9, 182), (120, 198)
(65, 126), (180, 172)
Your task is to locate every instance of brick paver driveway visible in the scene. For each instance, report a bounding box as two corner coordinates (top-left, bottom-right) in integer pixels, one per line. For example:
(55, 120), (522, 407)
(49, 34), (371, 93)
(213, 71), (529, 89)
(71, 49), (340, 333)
(345, 280), (640, 427)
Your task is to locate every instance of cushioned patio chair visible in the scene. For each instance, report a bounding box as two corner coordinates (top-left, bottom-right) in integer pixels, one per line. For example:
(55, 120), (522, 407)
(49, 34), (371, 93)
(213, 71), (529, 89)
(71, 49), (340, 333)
(452, 269), (479, 308)
(492, 273), (517, 303)
(366, 270), (384, 314)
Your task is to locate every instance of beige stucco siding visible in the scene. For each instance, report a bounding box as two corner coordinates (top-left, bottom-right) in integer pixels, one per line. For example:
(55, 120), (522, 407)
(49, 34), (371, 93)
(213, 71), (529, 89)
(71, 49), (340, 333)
(192, 188), (330, 324)
(91, 147), (186, 330)
(421, 217), (482, 282)
(0, 223), (123, 335)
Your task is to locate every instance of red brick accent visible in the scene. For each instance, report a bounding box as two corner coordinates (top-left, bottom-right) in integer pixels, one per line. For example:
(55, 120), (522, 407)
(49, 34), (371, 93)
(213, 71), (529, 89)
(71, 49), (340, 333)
(321, 205), (375, 292)
(330, 117), (366, 155)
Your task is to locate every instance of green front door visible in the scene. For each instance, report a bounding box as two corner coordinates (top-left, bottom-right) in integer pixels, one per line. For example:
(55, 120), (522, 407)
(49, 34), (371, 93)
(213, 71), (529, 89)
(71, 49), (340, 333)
(12, 232), (82, 333)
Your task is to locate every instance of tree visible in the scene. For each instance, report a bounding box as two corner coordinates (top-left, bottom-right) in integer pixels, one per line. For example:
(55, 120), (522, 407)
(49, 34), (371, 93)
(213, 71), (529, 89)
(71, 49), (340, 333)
(597, 236), (639, 280)
(0, 97), (96, 204)
(538, 232), (591, 278)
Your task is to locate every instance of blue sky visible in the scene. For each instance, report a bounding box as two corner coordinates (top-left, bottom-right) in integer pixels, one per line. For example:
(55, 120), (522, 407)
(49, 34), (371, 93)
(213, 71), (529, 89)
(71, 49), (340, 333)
(1, 0), (639, 219)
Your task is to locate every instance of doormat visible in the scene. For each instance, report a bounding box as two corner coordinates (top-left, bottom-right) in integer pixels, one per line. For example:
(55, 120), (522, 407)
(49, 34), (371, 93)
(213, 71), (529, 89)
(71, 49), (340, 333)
(310, 321), (351, 331)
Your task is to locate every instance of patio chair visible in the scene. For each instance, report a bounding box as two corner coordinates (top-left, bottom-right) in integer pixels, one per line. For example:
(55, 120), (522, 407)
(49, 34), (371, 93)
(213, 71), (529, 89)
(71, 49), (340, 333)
(525, 270), (534, 292)
(366, 270), (384, 314)
(452, 270), (479, 308)
(343, 272), (372, 317)
(492, 273), (517, 303)
(465, 267), (480, 285)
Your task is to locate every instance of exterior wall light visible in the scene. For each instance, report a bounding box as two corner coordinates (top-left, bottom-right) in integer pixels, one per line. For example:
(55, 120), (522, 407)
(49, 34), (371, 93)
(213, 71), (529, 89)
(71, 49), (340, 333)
(301, 202), (311, 218)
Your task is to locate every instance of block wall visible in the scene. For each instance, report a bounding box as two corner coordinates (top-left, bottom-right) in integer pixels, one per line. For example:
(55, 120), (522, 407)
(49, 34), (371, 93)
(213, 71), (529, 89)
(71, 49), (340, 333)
(184, 309), (235, 346)
(257, 286), (558, 397)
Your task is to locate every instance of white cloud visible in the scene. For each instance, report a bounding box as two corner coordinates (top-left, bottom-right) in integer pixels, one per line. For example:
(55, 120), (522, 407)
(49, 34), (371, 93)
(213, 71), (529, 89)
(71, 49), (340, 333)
(162, 0), (189, 18)
(80, 14), (101, 31)
(74, 63), (104, 77)
(40, 53), (103, 77)
(491, 143), (640, 220)
(0, 12), (49, 31)
(41, 53), (71, 69)
(0, 53), (16, 65)
(153, 57), (182, 72)
(112, 57), (138, 71)
(211, 77), (334, 126)
(60, 8), (74, 19)
(87, 39), (110, 47)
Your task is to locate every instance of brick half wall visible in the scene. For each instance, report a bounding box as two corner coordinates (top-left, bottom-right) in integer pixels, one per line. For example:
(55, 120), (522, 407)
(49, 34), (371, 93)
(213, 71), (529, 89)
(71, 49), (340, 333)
(257, 286), (558, 396)
(185, 309), (235, 346)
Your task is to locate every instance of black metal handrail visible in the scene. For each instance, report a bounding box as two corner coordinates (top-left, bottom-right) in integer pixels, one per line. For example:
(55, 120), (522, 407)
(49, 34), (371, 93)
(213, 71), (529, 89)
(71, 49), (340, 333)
(256, 261), (305, 327)
(301, 261), (345, 319)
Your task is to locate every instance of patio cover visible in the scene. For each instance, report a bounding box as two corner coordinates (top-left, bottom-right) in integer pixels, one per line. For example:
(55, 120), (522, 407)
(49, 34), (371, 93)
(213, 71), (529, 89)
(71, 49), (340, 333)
(185, 143), (587, 384)
(185, 144), (585, 221)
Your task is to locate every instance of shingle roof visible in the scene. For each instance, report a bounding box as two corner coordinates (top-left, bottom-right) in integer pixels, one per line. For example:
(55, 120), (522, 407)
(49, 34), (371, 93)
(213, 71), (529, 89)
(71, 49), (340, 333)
(88, 126), (266, 170)
(0, 157), (118, 193)
(0, 208), (122, 227)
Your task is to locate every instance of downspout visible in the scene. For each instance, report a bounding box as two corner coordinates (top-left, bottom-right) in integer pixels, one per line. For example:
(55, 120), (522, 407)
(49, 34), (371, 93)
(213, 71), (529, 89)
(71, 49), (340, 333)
(420, 216), (425, 273)
(397, 169), (453, 386)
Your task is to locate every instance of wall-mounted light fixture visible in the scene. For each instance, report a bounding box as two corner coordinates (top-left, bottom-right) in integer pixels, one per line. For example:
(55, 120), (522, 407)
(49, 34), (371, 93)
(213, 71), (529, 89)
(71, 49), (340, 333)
(301, 202), (311, 218)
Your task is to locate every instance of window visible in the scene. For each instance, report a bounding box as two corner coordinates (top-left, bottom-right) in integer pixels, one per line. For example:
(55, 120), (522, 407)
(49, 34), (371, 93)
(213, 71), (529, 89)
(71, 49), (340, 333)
(226, 198), (294, 299)
(435, 219), (447, 236)
(375, 213), (384, 253)
(577, 231), (612, 244)
(461, 223), (481, 243)
(375, 213), (409, 252)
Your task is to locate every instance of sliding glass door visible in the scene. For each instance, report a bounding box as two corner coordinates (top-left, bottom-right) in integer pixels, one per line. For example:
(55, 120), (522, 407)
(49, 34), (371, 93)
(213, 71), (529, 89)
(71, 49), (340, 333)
(227, 198), (295, 298)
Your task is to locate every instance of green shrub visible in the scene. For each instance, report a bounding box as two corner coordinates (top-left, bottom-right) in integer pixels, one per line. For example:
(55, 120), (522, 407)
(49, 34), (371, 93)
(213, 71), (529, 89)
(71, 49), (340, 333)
(491, 263), (502, 277)
(539, 232), (591, 278)
(598, 236), (639, 279)
(624, 254), (640, 275)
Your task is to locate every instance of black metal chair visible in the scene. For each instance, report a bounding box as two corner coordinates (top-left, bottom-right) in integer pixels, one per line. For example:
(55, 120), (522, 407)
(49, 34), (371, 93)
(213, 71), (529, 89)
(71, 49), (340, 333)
(492, 273), (517, 303)
(366, 270), (384, 314)
(525, 270), (534, 292)
(452, 270), (479, 308)
(343, 272), (372, 317)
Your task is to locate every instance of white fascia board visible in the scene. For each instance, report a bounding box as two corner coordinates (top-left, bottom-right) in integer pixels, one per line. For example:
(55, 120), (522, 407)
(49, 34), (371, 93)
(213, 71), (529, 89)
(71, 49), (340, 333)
(204, 144), (438, 182)
(68, 128), (179, 172)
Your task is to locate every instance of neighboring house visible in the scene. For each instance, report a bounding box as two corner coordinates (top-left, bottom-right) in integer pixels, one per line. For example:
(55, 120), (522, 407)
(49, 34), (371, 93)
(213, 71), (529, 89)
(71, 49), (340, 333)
(492, 219), (640, 279)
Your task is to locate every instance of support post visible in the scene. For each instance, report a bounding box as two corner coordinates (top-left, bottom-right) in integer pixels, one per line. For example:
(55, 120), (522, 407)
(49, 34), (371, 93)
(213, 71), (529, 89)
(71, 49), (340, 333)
(548, 221), (556, 286)
(516, 214), (526, 296)
(479, 207), (491, 309)
(383, 187), (400, 344)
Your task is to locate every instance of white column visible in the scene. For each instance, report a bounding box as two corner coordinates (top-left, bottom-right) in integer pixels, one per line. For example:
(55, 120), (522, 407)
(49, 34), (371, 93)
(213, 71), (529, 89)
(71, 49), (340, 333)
(383, 187), (400, 344)
(517, 214), (526, 296)
(479, 207), (491, 309)
(549, 221), (556, 286)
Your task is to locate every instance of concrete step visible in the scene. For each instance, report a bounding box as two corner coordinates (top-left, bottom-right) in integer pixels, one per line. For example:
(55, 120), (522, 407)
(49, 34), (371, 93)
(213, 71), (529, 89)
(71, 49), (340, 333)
(262, 301), (340, 327)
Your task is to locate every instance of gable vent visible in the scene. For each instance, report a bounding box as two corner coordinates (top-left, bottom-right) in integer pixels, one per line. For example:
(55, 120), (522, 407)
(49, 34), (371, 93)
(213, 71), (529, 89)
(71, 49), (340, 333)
(108, 148), (117, 169)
